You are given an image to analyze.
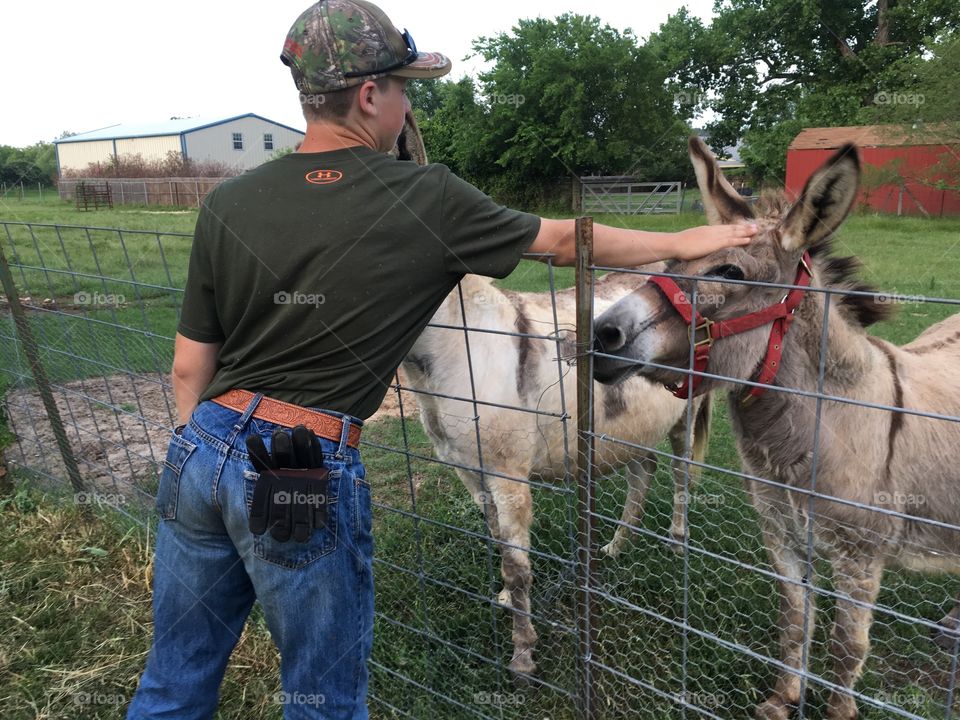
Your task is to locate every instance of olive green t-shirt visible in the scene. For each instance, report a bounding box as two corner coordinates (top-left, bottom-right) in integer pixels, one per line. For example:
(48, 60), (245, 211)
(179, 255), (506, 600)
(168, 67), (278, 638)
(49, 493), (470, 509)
(177, 146), (541, 420)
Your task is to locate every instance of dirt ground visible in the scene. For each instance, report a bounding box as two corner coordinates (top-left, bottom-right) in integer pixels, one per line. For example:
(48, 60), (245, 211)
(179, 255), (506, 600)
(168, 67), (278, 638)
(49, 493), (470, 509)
(2, 371), (416, 503)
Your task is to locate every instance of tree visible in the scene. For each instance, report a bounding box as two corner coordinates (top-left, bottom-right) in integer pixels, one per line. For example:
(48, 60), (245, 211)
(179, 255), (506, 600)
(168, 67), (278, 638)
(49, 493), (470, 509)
(476, 14), (686, 192)
(414, 77), (489, 185)
(444, 14), (690, 205)
(405, 79), (446, 117)
(861, 30), (960, 191)
(0, 142), (57, 186)
(651, 0), (960, 183)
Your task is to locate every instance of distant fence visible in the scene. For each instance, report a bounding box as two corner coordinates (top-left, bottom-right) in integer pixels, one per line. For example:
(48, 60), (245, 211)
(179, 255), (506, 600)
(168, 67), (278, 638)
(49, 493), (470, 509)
(580, 178), (684, 215)
(57, 177), (228, 208)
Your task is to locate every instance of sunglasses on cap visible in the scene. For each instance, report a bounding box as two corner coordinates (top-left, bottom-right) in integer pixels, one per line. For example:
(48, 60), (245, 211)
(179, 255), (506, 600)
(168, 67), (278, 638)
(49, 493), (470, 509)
(343, 28), (418, 78)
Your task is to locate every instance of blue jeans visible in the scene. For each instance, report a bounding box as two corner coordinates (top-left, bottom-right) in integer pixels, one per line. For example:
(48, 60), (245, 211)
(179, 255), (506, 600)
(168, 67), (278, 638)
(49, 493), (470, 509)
(126, 393), (373, 720)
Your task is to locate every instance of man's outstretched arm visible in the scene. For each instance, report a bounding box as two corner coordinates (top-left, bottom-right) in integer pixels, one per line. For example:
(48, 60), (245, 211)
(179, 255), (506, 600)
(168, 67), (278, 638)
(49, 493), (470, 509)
(527, 217), (758, 267)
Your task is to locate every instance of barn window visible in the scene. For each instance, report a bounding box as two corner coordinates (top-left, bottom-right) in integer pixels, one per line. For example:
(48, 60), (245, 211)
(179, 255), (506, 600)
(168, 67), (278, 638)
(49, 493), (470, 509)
(264, 133), (274, 150)
(232, 132), (243, 150)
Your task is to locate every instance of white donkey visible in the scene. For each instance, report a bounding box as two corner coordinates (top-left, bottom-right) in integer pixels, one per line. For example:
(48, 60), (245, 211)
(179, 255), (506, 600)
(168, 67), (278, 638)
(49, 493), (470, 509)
(394, 112), (712, 676)
(402, 274), (711, 676)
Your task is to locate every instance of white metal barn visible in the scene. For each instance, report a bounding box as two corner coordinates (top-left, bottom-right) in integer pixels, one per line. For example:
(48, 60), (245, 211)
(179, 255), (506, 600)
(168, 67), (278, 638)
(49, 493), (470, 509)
(54, 114), (305, 175)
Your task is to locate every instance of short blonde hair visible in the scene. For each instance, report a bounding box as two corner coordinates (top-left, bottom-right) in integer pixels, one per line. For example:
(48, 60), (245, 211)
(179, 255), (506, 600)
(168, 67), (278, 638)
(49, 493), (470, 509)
(299, 77), (392, 122)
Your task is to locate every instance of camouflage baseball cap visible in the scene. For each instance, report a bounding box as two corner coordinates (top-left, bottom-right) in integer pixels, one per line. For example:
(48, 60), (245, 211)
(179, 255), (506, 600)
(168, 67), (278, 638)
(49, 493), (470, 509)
(280, 0), (452, 94)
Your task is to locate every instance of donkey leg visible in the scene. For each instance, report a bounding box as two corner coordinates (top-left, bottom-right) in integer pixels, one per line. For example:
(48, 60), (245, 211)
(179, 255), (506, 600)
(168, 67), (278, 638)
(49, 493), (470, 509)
(601, 453), (657, 558)
(755, 532), (817, 720)
(667, 417), (700, 553)
(488, 474), (538, 676)
(933, 597), (960, 650)
(825, 555), (884, 720)
(457, 469), (502, 539)
(456, 469), (509, 604)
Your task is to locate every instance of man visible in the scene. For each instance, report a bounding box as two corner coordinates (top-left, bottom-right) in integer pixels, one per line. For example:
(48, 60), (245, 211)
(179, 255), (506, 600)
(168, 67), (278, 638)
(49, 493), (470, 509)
(126, 1), (757, 718)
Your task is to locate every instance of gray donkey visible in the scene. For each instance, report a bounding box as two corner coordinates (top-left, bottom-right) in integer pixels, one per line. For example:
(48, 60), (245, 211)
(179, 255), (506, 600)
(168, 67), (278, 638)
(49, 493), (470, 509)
(592, 137), (960, 719)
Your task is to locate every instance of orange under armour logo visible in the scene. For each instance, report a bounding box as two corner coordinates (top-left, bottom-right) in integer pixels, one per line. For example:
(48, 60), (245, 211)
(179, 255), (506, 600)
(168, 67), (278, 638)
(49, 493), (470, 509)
(305, 170), (343, 185)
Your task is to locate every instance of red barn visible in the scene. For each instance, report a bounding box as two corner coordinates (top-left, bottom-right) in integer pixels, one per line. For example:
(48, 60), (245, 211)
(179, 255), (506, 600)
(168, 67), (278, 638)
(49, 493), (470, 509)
(786, 125), (960, 217)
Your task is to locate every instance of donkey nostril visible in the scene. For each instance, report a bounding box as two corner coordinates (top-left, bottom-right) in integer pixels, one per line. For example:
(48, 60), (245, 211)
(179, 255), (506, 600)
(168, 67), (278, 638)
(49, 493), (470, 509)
(595, 324), (626, 353)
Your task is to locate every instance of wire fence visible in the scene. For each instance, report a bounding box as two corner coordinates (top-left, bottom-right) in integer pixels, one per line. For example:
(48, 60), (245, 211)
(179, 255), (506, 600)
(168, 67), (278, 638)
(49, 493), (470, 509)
(0, 218), (958, 719)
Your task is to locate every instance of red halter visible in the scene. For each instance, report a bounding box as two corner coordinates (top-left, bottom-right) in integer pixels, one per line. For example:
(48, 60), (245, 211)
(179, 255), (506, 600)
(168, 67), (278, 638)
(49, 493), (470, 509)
(647, 252), (813, 400)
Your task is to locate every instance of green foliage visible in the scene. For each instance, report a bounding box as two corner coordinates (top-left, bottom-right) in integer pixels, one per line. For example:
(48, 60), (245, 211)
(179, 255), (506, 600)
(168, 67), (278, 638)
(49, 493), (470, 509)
(650, 1), (960, 183)
(0, 143), (57, 187)
(860, 30), (960, 191)
(415, 14), (691, 207)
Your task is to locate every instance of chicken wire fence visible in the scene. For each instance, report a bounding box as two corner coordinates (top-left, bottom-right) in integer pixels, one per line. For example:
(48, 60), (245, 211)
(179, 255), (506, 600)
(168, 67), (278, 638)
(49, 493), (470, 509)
(0, 219), (958, 720)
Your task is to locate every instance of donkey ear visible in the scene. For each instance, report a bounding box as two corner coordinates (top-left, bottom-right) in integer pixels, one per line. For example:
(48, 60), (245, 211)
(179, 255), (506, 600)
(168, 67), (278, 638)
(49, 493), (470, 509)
(781, 144), (860, 251)
(688, 136), (753, 225)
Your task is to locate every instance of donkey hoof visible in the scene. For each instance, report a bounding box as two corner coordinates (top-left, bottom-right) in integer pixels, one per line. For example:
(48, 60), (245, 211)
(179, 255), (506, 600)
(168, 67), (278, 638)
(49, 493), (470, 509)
(668, 534), (687, 554)
(600, 540), (621, 558)
(754, 697), (792, 720)
(826, 694), (859, 719)
(496, 588), (512, 608)
(509, 652), (537, 677)
(933, 620), (960, 650)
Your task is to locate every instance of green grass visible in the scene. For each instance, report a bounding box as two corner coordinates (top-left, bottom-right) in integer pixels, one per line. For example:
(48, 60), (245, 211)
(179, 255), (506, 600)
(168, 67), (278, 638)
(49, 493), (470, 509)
(0, 189), (198, 232)
(1, 194), (959, 718)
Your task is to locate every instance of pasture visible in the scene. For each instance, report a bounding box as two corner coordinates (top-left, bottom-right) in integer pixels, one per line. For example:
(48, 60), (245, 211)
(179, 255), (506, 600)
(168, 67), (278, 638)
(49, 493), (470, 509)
(1, 193), (959, 718)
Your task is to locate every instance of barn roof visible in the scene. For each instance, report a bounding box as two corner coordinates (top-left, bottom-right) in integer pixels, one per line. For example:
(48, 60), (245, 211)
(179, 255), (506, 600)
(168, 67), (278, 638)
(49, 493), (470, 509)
(55, 113), (303, 143)
(789, 124), (954, 151)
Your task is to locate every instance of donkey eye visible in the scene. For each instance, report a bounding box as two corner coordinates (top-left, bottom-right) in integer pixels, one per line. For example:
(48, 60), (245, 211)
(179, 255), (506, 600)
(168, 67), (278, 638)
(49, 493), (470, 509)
(705, 264), (745, 281)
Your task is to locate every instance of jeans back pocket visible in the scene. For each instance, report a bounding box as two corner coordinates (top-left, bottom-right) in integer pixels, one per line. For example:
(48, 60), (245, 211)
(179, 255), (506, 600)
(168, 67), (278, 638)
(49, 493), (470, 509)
(244, 467), (341, 569)
(156, 427), (198, 520)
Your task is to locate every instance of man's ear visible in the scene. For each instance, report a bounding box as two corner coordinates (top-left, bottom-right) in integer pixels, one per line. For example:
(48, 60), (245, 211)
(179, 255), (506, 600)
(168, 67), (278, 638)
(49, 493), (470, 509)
(355, 79), (381, 117)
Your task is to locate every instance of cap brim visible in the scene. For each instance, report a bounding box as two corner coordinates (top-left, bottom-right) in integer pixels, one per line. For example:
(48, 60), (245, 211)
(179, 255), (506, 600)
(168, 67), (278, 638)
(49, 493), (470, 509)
(390, 51), (452, 79)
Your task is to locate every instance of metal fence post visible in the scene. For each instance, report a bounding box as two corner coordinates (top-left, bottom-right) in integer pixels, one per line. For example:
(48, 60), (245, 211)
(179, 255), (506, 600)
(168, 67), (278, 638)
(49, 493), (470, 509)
(575, 216), (598, 720)
(0, 243), (87, 501)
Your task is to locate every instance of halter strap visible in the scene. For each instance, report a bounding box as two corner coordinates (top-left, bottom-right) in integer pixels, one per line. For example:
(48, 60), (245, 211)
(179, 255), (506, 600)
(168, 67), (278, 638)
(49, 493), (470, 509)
(647, 252), (813, 400)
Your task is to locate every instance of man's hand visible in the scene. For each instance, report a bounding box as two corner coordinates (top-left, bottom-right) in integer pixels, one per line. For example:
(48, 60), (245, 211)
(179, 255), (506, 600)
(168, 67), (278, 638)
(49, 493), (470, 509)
(246, 425), (330, 543)
(673, 223), (758, 261)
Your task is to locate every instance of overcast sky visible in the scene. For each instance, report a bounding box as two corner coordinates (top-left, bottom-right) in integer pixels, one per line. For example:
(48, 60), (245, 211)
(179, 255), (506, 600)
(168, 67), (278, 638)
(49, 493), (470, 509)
(2, 1), (714, 148)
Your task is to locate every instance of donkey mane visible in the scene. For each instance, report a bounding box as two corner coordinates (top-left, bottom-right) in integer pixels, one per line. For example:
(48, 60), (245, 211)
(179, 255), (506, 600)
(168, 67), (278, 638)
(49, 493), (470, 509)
(810, 248), (893, 328)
